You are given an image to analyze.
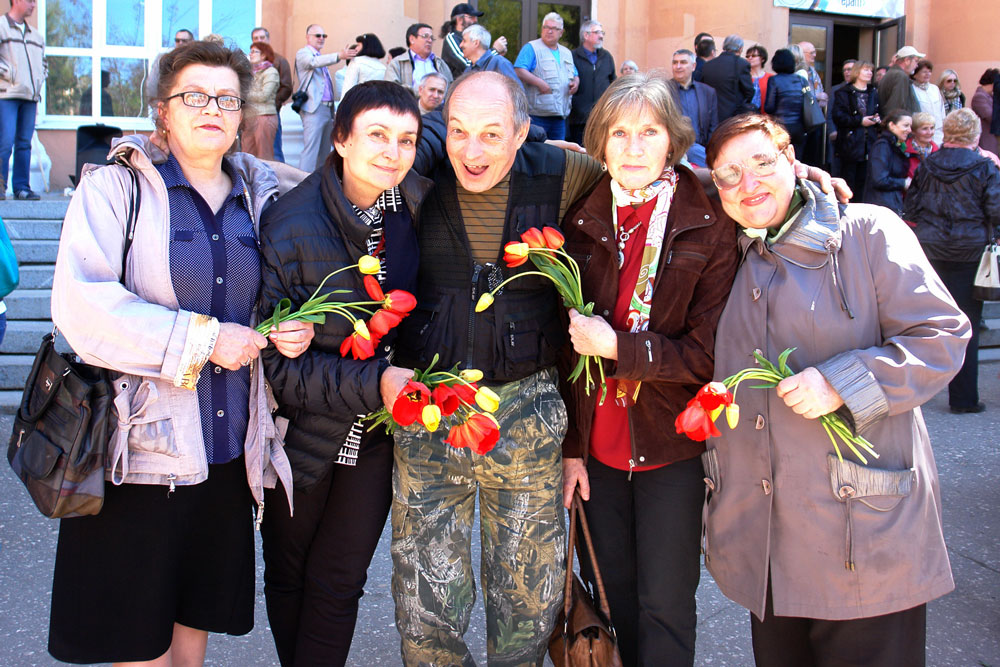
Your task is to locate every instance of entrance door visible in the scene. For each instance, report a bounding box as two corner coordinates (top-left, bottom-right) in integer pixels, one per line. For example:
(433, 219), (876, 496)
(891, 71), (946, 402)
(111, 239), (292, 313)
(475, 0), (590, 59)
(789, 11), (901, 93)
(873, 18), (905, 67)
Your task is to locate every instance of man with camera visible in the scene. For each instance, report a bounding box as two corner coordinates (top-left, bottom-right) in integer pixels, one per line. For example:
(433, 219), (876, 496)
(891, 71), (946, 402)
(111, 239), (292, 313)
(294, 25), (358, 171)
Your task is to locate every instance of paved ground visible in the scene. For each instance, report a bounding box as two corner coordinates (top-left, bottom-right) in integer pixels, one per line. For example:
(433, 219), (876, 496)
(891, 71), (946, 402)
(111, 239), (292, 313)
(1, 367), (998, 667)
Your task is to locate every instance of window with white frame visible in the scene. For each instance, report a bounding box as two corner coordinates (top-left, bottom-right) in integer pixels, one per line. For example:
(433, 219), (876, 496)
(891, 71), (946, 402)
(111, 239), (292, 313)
(40, 0), (261, 130)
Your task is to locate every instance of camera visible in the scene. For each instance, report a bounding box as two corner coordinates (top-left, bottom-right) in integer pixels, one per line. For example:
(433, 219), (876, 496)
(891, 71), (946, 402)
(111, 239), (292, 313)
(291, 90), (309, 114)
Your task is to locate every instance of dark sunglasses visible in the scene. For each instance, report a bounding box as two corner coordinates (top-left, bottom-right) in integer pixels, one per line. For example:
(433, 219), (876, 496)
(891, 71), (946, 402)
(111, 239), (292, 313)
(309, 33), (328, 39)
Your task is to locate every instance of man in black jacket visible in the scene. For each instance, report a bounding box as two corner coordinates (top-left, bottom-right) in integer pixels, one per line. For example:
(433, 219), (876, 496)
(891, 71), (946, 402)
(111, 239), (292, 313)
(440, 2), (507, 80)
(699, 33), (755, 121)
(568, 19), (616, 144)
(693, 32), (713, 82)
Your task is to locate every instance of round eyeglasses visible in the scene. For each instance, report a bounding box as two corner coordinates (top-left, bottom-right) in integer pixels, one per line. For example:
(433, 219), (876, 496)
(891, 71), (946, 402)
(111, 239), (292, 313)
(166, 91), (244, 111)
(711, 149), (789, 190)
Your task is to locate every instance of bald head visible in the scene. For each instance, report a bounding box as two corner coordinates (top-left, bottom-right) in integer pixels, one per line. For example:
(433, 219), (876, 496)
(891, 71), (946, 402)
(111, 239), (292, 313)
(798, 41), (816, 66)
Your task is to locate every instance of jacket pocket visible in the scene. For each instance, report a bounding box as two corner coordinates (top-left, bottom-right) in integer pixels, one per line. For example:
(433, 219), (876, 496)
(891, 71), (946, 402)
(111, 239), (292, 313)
(500, 307), (563, 378)
(404, 293), (454, 366)
(664, 242), (711, 276)
(827, 454), (915, 570)
(109, 376), (179, 483)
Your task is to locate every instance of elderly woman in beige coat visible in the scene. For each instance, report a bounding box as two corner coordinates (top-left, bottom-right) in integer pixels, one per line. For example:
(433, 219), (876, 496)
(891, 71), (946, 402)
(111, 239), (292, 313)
(701, 114), (970, 667)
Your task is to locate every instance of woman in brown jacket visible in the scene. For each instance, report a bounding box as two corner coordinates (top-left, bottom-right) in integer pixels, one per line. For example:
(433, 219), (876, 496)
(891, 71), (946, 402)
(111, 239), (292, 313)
(703, 114), (969, 666)
(559, 73), (739, 667)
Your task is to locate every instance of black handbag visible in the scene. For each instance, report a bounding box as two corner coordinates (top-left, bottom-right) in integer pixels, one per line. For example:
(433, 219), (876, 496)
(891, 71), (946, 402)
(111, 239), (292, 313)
(7, 158), (141, 519)
(548, 491), (623, 667)
(802, 84), (826, 131)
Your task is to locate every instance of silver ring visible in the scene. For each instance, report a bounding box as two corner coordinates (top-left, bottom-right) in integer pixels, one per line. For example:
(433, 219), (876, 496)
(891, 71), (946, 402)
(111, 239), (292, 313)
(241, 358), (250, 366)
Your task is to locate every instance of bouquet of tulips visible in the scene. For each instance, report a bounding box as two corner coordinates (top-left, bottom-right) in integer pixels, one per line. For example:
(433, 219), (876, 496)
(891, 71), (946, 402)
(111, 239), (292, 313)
(257, 255), (416, 360)
(367, 354), (502, 454)
(675, 348), (879, 465)
(474, 226), (607, 404)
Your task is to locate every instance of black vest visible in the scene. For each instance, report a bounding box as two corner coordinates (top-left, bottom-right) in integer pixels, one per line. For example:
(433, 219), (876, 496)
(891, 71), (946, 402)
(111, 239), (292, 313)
(396, 143), (567, 382)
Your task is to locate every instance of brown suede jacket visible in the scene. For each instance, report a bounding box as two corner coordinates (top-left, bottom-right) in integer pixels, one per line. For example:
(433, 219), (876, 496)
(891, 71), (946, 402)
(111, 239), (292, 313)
(558, 167), (739, 468)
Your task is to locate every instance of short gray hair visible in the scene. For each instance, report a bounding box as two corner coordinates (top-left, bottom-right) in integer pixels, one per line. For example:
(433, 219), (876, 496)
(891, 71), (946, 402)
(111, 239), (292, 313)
(943, 108), (982, 145)
(445, 71), (530, 133)
(542, 12), (564, 29)
(673, 49), (695, 63)
(580, 20), (602, 41)
(463, 24), (491, 51)
(722, 34), (744, 54)
(420, 72), (448, 90)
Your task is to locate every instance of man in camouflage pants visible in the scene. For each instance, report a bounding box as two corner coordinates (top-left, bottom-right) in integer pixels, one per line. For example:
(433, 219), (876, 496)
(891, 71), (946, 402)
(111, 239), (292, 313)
(386, 71), (603, 666)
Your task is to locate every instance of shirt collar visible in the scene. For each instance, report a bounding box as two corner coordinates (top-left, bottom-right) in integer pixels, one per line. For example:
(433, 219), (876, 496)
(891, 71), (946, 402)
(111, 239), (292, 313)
(159, 153), (247, 207)
(410, 49), (433, 63)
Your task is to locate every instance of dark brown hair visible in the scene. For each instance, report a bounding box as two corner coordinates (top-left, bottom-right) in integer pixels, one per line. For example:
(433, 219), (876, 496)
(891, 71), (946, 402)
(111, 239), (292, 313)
(155, 40), (253, 134)
(583, 70), (695, 169)
(911, 58), (933, 78)
(705, 113), (790, 168)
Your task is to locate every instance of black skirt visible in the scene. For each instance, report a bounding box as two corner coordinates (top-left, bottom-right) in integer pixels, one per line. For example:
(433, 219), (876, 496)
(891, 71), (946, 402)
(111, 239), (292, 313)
(48, 456), (255, 664)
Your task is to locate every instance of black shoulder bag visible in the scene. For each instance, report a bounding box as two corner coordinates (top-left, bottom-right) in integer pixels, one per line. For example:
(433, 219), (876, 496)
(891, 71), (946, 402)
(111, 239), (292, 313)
(7, 158), (141, 518)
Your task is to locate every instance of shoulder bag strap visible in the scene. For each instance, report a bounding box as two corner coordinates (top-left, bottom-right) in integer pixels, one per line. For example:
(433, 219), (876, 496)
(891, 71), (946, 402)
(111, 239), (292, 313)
(562, 492), (579, 623)
(573, 490), (615, 623)
(113, 155), (141, 286)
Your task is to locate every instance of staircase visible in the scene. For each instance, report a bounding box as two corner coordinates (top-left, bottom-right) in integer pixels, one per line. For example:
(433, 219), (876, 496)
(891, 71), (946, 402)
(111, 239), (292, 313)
(0, 198), (70, 414)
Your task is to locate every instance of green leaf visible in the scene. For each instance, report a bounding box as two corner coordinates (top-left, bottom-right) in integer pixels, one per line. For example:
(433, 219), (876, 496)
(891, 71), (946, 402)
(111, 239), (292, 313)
(297, 313), (327, 324)
(777, 347), (796, 376)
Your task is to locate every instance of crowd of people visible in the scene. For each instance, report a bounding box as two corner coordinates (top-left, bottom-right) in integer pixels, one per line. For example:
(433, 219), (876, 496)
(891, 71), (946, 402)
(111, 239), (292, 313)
(4, 1), (998, 666)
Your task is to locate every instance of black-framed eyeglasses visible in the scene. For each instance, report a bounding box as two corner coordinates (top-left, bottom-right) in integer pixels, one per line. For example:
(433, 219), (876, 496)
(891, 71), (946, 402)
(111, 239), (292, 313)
(309, 33), (328, 39)
(166, 91), (244, 111)
(711, 148), (790, 190)
(416, 32), (435, 40)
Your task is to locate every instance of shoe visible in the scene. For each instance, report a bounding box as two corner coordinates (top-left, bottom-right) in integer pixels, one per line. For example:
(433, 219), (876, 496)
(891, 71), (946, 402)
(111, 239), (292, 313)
(14, 189), (40, 200)
(949, 402), (985, 414)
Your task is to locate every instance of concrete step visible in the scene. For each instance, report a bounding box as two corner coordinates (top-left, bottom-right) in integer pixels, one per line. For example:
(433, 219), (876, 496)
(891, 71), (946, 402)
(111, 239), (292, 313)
(0, 390), (22, 415)
(11, 239), (58, 264)
(4, 289), (51, 320)
(4, 219), (63, 240)
(0, 199), (69, 220)
(0, 354), (34, 390)
(0, 321), (72, 355)
(981, 319), (1000, 348)
(983, 301), (1000, 320)
(14, 265), (55, 290)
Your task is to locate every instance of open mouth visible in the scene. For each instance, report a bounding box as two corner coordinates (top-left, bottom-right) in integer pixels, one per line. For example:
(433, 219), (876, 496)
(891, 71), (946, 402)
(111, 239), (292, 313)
(463, 163), (488, 176)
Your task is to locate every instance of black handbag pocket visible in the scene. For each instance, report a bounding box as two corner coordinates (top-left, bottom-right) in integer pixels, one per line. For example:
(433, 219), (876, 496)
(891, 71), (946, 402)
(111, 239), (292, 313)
(20, 428), (63, 480)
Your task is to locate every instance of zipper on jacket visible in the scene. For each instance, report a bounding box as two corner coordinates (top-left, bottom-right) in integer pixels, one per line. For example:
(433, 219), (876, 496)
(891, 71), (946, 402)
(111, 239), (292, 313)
(18, 30), (38, 100)
(627, 404), (638, 481)
(466, 264), (484, 367)
(255, 499), (265, 531)
(166, 472), (177, 496)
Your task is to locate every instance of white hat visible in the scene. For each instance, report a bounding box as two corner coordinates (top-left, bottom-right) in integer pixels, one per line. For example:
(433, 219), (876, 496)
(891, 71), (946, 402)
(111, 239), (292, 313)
(895, 46), (926, 59)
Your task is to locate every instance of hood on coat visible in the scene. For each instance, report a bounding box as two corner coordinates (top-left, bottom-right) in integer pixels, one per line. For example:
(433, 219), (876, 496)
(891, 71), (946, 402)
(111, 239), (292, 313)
(921, 146), (991, 183)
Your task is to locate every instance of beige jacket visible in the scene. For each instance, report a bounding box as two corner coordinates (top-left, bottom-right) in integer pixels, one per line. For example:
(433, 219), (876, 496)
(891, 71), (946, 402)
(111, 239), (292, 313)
(704, 181), (969, 620)
(248, 65), (280, 116)
(0, 13), (46, 101)
(52, 135), (302, 519)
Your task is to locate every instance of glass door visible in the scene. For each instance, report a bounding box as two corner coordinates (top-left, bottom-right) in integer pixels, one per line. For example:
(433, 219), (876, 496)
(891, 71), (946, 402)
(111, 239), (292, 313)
(789, 14), (831, 91)
(873, 17), (904, 68)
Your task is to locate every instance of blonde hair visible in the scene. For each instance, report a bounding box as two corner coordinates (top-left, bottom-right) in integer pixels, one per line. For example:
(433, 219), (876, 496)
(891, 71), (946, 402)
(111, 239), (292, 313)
(942, 108), (981, 145)
(911, 112), (935, 130)
(939, 69), (961, 91)
(583, 70), (694, 168)
(847, 60), (875, 84)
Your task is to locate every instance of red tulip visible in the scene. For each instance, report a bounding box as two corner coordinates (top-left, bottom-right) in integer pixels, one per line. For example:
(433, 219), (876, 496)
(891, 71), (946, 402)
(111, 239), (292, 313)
(392, 380), (431, 426)
(445, 413), (500, 454)
(364, 275), (384, 301)
(694, 382), (733, 411)
(339, 331), (376, 360)
(450, 381), (478, 405)
(369, 308), (404, 337)
(503, 242), (530, 268)
(521, 227), (546, 248)
(542, 227), (565, 250)
(432, 385), (461, 416)
(674, 399), (721, 441)
(384, 290), (417, 315)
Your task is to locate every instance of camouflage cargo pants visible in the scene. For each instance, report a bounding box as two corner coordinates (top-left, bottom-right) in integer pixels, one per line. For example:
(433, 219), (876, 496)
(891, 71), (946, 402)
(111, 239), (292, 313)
(391, 368), (567, 667)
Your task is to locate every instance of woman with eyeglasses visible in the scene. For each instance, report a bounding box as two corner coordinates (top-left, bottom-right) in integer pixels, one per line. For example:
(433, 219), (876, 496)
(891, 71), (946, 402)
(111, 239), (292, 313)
(559, 72), (740, 666)
(48, 40), (314, 666)
(702, 113), (968, 667)
(939, 69), (965, 114)
(244, 41), (280, 159)
(911, 59), (946, 144)
(745, 44), (772, 112)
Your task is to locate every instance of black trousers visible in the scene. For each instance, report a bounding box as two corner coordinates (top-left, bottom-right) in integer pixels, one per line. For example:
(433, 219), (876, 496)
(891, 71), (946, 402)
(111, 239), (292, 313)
(578, 456), (705, 667)
(261, 431), (393, 667)
(751, 583), (927, 667)
(929, 258), (982, 408)
(838, 159), (867, 204)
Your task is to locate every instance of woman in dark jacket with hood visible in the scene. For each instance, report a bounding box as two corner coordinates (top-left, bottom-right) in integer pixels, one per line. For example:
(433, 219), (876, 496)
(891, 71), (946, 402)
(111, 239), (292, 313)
(256, 80), (431, 666)
(904, 108), (1000, 414)
(764, 48), (806, 158)
(865, 108), (912, 215)
(832, 60), (879, 201)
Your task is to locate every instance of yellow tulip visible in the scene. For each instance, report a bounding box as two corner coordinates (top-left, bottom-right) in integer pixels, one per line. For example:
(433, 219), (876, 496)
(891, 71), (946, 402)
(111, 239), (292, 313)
(421, 404), (442, 431)
(725, 403), (740, 430)
(354, 319), (371, 340)
(505, 242), (530, 258)
(475, 386), (500, 413)
(460, 369), (484, 383)
(475, 293), (495, 312)
(358, 255), (381, 275)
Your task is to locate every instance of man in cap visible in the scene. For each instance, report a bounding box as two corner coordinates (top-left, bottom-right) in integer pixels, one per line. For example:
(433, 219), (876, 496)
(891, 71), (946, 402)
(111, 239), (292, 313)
(441, 2), (507, 79)
(878, 46), (924, 116)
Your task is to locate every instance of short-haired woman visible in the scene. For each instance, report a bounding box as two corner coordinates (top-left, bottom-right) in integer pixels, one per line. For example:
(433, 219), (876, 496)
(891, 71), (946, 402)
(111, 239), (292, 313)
(49, 40), (314, 665)
(341, 33), (388, 98)
(865, 108), (912, 215)
(257, 80), (427, 667)
(620, 59), (639, 76)
(764, 48), (807, 158)
(911, 59), (945, 144)
(705, 112), (968, 667)
(561, 72), (739, 666)
(832, 60), (879, 200)
(904, 108), (1000, 414)
(906, 111), (939, 178)
(746, 44), (771, 111)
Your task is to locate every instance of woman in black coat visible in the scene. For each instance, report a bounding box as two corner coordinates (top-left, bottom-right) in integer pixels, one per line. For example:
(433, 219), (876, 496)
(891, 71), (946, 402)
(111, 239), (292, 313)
(256, 81), (431, 666)
(764, 49), (806, 158)
(832, 60), (880, 201)
(865, 108), (912, 215)
(904, 108), (1000, 414)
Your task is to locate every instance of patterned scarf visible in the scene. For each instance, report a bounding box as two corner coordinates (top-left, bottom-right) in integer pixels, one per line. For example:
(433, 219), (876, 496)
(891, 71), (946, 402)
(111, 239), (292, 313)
(609, 166), (678, 404)
(252, 60), (273, 74)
